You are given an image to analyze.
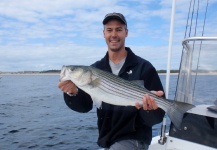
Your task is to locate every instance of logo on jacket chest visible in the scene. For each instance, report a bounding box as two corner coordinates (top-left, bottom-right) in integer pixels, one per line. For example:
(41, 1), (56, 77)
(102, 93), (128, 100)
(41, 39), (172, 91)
(127, 70), (133, 75)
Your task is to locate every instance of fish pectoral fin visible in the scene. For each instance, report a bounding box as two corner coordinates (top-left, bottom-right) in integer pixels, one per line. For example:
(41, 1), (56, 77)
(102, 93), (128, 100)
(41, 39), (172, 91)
(90, 78), (101, 88)
(91, 96), (102, 108)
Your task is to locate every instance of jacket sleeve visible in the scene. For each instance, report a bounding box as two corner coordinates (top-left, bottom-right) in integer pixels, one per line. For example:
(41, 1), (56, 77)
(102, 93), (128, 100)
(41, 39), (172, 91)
(139, 108), (165, 127)
(64, 88), (93, 113)
(139, 64), (165, 127)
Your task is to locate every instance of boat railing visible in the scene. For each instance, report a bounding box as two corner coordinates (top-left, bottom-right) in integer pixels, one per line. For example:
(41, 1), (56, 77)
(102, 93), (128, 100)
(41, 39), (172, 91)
(175, 36), (217, 105)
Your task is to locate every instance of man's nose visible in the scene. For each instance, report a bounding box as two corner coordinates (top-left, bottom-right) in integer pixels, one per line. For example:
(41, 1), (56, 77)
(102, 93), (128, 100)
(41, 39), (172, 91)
(111, 30), (117, 37)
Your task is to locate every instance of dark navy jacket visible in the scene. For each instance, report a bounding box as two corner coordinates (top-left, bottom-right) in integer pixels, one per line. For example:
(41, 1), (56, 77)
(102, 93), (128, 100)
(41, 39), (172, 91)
(63, 47), (165, 148)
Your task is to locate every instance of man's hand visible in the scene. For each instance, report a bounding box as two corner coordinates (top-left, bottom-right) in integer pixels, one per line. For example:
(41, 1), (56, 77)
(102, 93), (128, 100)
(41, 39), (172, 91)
(58, 80), (78, 94)
(135, 91), (164, 110)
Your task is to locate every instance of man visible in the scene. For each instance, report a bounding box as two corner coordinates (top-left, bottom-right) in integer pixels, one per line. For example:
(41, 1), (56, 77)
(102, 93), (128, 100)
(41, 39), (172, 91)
(58, 12), (165, 150)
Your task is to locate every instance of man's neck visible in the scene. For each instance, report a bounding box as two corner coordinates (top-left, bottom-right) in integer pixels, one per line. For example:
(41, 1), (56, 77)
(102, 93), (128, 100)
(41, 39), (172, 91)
(108, 48), (127, 64)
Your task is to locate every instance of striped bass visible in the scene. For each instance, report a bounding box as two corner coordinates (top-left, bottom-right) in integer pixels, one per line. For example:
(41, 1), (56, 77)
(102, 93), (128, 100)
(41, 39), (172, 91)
(60, 65), (195, 128)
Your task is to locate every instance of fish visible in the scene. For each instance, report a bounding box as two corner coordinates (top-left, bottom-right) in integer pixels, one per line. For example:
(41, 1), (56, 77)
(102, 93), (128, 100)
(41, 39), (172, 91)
(60, 65), (195, 129)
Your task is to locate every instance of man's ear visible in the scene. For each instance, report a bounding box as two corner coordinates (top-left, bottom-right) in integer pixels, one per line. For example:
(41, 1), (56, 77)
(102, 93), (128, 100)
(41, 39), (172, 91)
(103, 30), (105, 38)
(125, 29), (128, 37)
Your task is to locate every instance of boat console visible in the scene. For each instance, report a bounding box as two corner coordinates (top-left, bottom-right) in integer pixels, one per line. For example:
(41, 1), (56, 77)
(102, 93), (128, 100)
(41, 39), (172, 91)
(169, 105), (217, 148)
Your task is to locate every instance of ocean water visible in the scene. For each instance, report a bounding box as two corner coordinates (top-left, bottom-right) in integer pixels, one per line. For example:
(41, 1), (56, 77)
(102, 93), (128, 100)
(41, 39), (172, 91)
(0, 74), (216, 150)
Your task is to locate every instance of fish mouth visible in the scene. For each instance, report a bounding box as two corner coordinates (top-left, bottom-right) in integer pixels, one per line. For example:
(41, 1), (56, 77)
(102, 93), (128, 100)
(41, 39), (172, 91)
(60, 65), (67, 81)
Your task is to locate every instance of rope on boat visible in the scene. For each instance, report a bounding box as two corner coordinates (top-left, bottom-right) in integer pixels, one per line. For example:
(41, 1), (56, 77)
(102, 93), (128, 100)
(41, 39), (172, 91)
(175, 0), (210, 102)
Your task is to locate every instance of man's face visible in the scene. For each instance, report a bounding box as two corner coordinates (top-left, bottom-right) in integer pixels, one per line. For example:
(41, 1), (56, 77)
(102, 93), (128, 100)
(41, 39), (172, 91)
(103, 19), (128, 52)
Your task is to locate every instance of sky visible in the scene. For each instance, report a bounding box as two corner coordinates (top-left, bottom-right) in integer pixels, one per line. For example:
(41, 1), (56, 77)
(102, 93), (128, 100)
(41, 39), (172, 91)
(0, 0), (217, 72)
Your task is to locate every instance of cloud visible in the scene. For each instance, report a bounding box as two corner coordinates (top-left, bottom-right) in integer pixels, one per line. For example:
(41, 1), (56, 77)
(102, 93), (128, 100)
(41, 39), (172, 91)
(0, 0), (216, 71)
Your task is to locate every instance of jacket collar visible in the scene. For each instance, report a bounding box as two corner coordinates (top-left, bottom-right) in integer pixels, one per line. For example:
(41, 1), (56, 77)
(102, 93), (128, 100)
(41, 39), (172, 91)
(99, 47), (138, 74)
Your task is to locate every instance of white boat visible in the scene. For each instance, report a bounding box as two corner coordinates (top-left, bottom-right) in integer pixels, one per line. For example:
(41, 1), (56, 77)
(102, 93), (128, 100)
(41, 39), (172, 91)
(149, 36), (217, 150)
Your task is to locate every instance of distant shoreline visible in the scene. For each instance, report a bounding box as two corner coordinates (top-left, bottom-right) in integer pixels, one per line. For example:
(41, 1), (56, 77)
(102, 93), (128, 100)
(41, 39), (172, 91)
(0, 73), (59, 76)
(1, 72), (217, 76)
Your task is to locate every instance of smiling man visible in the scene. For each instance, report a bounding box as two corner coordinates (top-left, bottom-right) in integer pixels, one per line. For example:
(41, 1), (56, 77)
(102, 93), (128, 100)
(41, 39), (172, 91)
(58, 12), (165, 150)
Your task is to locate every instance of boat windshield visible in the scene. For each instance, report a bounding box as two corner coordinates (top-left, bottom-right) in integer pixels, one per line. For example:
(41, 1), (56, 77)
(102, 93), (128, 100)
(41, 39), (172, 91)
(175, 37), (217, 105)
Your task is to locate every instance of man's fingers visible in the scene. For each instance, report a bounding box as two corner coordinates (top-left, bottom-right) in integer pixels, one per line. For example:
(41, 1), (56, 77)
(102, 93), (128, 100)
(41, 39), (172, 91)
(150, 97), (158, 110)
(151, 90), (164, 97)
(143, 96), (148, 110)
(58, 80), (70, 88)
(142, 94), (159, 110)
(58, 80), (76, 93)
(136, 91), (161, 110)
(135, 102), (141, 109)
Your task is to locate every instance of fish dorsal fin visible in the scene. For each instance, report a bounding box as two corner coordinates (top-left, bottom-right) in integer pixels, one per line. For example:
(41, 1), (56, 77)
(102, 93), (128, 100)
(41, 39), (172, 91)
(131, 80), (144, 88)
(214, 99), (217, 105)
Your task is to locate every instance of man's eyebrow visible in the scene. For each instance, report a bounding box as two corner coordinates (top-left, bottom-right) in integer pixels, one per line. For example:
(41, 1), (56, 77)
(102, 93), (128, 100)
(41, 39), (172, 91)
(106, 26), (123, 29)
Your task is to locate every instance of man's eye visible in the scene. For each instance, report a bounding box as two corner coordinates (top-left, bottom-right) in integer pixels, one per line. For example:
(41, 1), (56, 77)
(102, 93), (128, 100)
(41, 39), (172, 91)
(116, 28), (123, 32)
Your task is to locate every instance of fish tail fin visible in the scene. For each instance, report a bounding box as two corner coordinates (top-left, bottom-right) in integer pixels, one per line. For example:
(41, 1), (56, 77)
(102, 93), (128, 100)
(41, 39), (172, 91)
(167, 100), (195, 129)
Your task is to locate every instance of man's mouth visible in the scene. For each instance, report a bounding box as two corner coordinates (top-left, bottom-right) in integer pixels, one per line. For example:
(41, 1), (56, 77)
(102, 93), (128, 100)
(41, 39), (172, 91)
(110, 40), (119, 43)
